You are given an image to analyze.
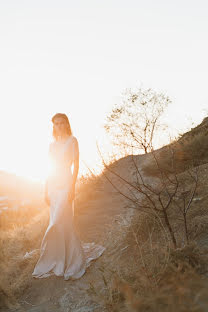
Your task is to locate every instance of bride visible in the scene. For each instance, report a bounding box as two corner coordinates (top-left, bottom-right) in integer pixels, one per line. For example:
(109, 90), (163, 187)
(32, 113), (105, 280)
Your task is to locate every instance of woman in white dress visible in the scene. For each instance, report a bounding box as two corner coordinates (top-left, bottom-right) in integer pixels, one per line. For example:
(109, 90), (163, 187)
(32, 113), (105, 280)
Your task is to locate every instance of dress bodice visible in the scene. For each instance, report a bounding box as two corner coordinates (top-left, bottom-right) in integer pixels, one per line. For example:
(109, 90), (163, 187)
(47, 135), (78, 190)
(49, 135), (74, 168)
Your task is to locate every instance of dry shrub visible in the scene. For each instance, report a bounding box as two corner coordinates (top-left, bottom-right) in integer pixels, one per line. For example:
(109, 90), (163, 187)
(109, 237), (208, 312)
(92, 208), (208, 312)
(113, 265), (208, 312)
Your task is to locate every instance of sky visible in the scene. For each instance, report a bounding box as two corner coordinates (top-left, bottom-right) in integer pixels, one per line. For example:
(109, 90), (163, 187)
(0, 0), (208, 183)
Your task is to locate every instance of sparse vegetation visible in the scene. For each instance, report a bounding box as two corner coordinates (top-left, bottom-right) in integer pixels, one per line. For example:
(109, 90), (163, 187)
(91, 116), (208, 311)
(2, 116), (208, 311)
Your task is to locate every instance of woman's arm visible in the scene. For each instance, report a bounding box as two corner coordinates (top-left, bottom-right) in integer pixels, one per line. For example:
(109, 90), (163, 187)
(72, 137), (79, 186)
(68, 137), (79, 201)
(44, 143), (52, 205)
(72, 157), (79, 187)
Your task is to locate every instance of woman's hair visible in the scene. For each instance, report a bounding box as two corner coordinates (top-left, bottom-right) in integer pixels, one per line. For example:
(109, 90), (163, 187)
(51, 113), (73, 140)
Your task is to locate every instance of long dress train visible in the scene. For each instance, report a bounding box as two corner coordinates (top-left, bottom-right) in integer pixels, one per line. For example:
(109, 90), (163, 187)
(32, 135), (105, 280)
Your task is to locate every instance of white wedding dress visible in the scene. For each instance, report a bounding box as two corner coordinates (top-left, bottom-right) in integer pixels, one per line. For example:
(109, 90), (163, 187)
(32, 135), (105, 280)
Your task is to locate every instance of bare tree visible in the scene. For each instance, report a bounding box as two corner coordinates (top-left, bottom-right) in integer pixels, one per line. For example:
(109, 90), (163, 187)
(96, 140), (200, 249)
(104, 86), (171, 155)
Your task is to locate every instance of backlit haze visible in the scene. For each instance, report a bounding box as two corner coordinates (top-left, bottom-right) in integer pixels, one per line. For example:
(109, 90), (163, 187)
(0, 0), (208, 184)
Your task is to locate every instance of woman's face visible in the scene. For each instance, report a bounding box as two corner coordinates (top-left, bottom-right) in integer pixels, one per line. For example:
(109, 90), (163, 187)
(53, 117), (67, 136)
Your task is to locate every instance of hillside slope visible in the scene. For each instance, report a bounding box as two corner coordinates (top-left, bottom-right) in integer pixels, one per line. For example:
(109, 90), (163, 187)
(2, 116), (208, 311)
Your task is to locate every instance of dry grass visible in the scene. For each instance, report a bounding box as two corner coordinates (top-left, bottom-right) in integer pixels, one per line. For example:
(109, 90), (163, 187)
(0, 210), (49, 309)
(87, 206), (208, 312)
(85, 159), (208, 312)
(2, 168), (208, 311)
(2, 119), (208, 311)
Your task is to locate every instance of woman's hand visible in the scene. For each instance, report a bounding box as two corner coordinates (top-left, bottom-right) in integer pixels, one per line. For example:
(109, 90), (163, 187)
(68, 184), (75, 202)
